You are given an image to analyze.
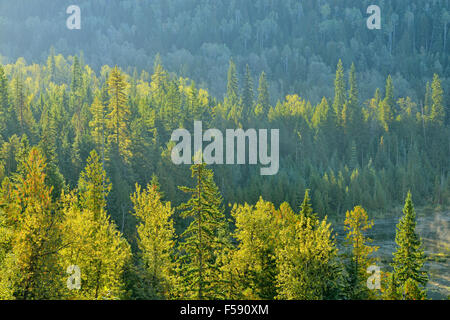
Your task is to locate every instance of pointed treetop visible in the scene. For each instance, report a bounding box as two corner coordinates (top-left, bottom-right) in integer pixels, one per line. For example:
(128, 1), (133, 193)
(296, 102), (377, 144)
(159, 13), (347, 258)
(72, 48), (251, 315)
(299, 189), (317, 221)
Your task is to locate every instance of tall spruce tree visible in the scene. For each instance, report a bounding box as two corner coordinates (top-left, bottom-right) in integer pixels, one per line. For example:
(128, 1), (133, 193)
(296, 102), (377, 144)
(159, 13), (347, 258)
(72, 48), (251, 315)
(254, 72), (270, 118)
(430, 74), (445, 125)
(178, 163), (229, 299)
(90, 92), (107, 158)
(299, 189), (317, 221)
(379, 75), (394, 131)
(242, 64), (254, 120)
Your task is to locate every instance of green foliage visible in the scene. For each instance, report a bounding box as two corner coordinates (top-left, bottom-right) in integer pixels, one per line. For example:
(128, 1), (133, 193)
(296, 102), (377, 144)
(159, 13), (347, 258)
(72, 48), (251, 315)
(177, 163), (229, 300)
(255, 72), (270, 118)
(59, 150), (131, 299)
(0, 148), (63, 299)
(430, 74), (445, 125)
(333, 59), (346, 126)
(391, 192), (428, 299)
(276, 204), (339, 300)
(107, 66), (131, 162)
(343, 206), (378, 299)
(226, 198), (279, 299)
(131, 182), (177, 299)
(299, 189), (318, 223)
(0, 9), (447, 297)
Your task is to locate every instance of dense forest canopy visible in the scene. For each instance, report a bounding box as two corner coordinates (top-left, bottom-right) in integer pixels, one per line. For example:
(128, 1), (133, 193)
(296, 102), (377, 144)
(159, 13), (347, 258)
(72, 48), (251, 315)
(0, 0), (448, 300)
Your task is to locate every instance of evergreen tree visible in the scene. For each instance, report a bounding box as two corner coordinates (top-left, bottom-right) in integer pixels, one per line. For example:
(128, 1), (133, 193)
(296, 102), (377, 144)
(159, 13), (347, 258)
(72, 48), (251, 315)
(276, 203), (339, 300)
(131, 182), (177, 299)
(379, 75), (394, 131)
(38, 103), (65, 198)
(255, 72), (270, 118)
(46, 47), (56, 83)
(106, 66), (131, 162)
(430, 74), (445, 125)
(178, 163), (229, 299)
(150, 57), (168, 108)
(71, 56), (83, 93)
(11, 74), (28, 135)
(345, 63), (363, 136)
(226, 58), (239, 107)
(59, 150), (131, 299)
(391, 192), (427, 299)
(0, 148), (63, 299)
(382, 272), (402, 300)
(424, 81), (431, 117)
(333, 59), (346, 126)
(0, 65), (10, 137)
(90, 92), (106, 159)
(242, 64), (254, 120)
(343, 206), (378, 299)
(299, 189), (318, 223)
(228, 198), (279, 299)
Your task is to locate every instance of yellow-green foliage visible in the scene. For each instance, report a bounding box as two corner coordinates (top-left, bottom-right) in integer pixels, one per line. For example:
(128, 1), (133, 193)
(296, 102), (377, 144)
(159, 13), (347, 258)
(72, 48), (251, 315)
(131, 182), (176, 299)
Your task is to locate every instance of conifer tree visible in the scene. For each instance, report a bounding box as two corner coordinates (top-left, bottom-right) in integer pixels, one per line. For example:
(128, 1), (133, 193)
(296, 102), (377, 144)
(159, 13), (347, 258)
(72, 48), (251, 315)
(11, 74), (28, 135)
(276, 204), (339, 300)
(106, 66), (131, 162)
(424, 81), (431, 117)
(430, 74), (444, 125)
(242, 64), (254, 119)
(178, 163), (229, 300)
(255, 72), (270, 118)
(343, 206), (378, 299)
(46, 47), (56, 83)
(226, 58), (239, 107)
(150, 56), (168, 108)
(0, 65), (10, 137)
(333, 59), (346, 126)
(71, 56), (83, 93)
(391, 192), (427, 299)
(227, 198), (279, 299)
(348, 63), (359, 113)
(379, 75), (394, 131)
(382, 272), (402, 300)
(0, 148), (63, 299)
(131, 182), (177, 299)
(90, 92), (106, 157)
(0, 180), (14, 299)
(38, 104), (65, 198)
(299, 189), (317, 222)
